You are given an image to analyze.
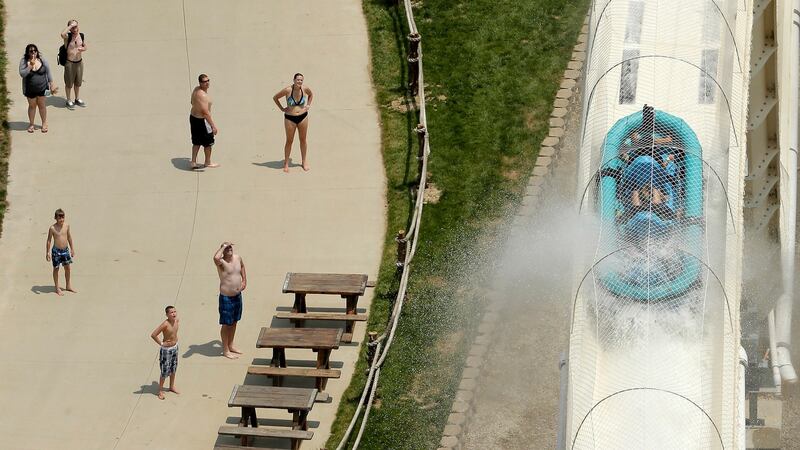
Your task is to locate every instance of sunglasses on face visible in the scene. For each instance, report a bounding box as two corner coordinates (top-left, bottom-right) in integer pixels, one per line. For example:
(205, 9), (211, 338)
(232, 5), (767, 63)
(201, 79), (210, 83)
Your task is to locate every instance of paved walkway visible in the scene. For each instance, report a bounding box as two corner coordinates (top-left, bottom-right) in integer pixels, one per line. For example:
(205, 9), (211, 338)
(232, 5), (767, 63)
(0, 1), (384, 449)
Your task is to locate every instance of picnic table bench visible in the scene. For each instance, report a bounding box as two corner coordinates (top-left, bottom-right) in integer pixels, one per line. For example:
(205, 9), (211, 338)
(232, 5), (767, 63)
(251, 327), (342, 390)
(276, 272), (372, 342)
(221, 384), (317, 449)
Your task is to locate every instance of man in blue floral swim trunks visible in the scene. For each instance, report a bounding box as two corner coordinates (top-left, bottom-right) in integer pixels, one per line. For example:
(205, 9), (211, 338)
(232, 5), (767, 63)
(214, 242), (247, 359)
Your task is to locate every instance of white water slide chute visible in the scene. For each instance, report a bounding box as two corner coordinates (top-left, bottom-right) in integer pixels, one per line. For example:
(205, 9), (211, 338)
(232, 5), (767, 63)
(567, 1), (752, 448)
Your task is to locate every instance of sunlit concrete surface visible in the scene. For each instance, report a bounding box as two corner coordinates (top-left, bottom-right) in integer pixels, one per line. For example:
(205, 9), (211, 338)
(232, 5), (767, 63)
(0, 1), (384, 449)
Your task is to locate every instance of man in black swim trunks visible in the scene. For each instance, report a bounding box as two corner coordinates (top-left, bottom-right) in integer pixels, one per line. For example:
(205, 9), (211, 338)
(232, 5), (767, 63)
(189, 74), (219, 169)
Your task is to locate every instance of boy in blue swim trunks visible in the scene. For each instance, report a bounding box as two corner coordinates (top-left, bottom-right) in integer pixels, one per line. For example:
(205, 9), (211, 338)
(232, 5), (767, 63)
(150, 305), (180, 400)
(214, 242), (247, 359)
(45, 208), (76, 296)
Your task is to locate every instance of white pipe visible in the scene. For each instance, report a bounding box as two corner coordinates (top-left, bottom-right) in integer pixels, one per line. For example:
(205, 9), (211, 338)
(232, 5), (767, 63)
(768, 310), (782, 388)
(774, 0), (800, 385)
(738, 346), (748, 450)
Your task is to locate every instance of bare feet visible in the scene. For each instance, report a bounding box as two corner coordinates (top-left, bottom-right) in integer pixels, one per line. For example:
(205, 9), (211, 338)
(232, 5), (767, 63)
(169, 386), (180, 395)
(158, 390), (165, 400)
(65, 286), (76, 293)
(302, 162), (310, 172)
(223, 351), (239, 359)
(204, 163), (220, 168)
(283, 165), (290, 173)
(230, 346), (243, 354)
(27, 125), (34, 133)
(55, 288), (65, 296)
(190, 162), (202, 170)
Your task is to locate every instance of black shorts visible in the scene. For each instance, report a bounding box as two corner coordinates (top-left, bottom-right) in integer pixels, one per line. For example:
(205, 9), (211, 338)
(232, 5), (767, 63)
(24, 89), (46, 99)
(189, 115), (214, 147)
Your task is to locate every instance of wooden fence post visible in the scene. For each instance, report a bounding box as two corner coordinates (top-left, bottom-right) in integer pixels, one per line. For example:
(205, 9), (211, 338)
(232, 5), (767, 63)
(395, 230), (407, 269)
(407, 33), (421, 95)
(415, 124), (427, 184)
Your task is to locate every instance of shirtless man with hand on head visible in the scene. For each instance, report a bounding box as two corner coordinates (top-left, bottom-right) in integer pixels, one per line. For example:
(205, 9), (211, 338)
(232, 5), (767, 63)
(189, 74), (218, 169)
(213, 242), (246, 359)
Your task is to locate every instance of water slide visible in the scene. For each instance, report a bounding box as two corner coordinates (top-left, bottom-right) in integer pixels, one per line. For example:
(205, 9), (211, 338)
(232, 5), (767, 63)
(567, 1), (752, 448)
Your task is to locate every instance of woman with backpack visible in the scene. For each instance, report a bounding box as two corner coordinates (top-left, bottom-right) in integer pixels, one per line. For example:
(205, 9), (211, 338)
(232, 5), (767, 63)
(19, 44), (57, 133)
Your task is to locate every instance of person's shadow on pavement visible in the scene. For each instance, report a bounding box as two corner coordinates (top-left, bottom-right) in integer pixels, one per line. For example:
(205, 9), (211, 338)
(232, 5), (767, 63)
(31, 285), (57, 294)
(8, 121), (36, 132)
(171, 157), (208, 172)
(252, 160), (301, 170)
(133, 381), (160, 397)
(182, 340), (223, 358)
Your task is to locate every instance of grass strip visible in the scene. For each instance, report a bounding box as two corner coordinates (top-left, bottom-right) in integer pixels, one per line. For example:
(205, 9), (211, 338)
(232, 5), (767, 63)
(327, 0), (588, 448)
(0, 2), (10, 236)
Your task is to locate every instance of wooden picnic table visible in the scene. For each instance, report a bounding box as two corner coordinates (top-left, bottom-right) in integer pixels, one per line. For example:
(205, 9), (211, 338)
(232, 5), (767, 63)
(257, 327), (342, 390)
(228, 384), (317, 432)
(282, 272), (369, 339)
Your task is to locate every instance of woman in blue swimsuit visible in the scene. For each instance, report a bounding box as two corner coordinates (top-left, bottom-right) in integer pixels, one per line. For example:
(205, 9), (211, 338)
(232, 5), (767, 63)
(273, 73), (314, 172)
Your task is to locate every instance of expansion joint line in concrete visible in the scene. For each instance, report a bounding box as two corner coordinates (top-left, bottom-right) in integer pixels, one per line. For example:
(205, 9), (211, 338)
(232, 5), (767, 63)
(112, 2), (200, 447)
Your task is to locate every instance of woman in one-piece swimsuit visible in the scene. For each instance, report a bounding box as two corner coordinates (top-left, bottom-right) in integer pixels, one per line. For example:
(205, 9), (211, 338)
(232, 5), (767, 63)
(272, 73), (314, 172)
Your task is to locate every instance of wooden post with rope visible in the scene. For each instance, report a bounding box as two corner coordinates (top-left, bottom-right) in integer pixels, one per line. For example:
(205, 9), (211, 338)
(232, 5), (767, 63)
(415, 124), (427, 184)
(395, 230), (407, 270)
(366, 331), (378, 367)
(407, 33), (421, 95)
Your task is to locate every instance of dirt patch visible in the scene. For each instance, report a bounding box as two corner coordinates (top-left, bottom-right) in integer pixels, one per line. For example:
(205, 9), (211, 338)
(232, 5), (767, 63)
(388, 97), (416, 113)
(525, 111), (542, 131)
(424, 183), (442, 204)
(503, 170), (520, 181)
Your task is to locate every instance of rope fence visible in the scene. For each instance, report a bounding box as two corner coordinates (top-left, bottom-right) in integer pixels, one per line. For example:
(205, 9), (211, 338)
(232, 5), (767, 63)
(334, 0), (430, 448)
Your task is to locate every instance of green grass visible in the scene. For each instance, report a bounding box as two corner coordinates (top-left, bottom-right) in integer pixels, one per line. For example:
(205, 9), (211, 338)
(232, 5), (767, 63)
(330, 0), (588, 448)
(0, 2), (10, 236)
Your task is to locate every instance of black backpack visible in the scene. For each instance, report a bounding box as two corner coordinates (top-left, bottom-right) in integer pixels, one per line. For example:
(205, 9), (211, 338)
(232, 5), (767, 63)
(58, 32), (84, 66)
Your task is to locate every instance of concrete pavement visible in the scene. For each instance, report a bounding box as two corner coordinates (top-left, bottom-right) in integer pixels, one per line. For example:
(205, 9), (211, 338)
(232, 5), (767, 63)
(0, 1), (385, 449)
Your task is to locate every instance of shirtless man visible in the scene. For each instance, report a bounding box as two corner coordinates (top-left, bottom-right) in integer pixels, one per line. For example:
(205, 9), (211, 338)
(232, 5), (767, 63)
(45, 208), (76, 296)
(60, 19), (87, 109)
(150, 305), (180, 400)
(213, 242), (246, 359)
(189, 74), (219, 169)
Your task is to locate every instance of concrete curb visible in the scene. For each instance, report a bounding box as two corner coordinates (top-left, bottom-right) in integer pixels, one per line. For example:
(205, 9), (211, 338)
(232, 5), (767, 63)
(438, 16), (588, 450)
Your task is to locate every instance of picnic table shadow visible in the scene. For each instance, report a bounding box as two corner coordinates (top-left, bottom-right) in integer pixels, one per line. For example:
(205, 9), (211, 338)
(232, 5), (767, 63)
(252, 160), (301, 170)
(182, 340), (224, 358)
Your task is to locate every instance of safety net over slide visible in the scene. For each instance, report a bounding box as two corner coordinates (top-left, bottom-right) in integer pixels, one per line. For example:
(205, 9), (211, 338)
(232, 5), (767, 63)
(567, 0), (751, 448)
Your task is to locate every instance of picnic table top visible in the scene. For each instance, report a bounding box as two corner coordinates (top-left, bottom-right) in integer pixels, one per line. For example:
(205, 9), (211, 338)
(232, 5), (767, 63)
(228, 384), (317, 411)
(283, 272), (368, 296)
(257, 327), (343, 350)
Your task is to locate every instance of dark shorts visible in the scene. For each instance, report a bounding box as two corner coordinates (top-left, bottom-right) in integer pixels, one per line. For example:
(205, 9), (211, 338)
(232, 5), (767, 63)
(159, 344), (178, 378)
(24, 89), (46, 99)
(51, 246), (72, 268)
(190, 115), (214, 147)
(219, 292), (242, 325)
